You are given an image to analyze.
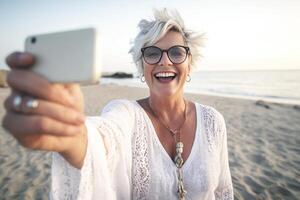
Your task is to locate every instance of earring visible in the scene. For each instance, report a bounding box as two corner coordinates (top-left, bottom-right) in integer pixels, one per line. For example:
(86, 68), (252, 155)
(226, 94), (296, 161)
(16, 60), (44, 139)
(186, 74), (191, 82)
(140, 74), (145, 83)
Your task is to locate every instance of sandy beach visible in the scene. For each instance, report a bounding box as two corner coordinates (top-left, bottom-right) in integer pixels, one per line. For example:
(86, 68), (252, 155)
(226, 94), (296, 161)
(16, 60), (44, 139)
(0, 84), (299, 199)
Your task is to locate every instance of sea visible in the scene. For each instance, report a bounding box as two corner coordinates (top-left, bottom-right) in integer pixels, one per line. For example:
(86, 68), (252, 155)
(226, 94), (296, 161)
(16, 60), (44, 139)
(101, 70), (300, 105)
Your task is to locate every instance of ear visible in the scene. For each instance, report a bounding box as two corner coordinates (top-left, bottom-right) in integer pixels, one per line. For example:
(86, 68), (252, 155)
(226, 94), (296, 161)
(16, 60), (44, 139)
(141, 60), (145, 73)
(188, 55), (192, 73)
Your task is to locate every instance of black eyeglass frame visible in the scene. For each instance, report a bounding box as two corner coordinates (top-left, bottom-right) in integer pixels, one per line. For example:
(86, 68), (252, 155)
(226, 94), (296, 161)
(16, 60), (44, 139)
(141, 45), (190, 65)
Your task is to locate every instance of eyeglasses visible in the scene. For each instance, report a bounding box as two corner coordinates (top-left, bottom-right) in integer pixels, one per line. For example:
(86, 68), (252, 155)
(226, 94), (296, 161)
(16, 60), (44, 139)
(141, 45), (190, 65)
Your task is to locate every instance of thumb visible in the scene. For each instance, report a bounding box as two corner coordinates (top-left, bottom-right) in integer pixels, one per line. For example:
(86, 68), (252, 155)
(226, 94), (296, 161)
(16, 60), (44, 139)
(6, 52), (35, 69)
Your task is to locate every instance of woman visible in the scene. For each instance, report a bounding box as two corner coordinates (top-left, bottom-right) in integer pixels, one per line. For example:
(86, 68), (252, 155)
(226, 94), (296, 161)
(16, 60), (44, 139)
(3, 9), (233, 200)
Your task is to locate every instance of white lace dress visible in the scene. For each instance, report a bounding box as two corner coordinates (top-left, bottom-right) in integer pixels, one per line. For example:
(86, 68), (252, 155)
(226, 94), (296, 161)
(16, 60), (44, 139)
(50, 99), (233, 200)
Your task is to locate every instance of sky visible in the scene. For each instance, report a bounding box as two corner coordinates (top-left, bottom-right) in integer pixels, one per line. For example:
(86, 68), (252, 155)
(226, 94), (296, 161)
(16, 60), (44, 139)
(1, 0), (300, 72)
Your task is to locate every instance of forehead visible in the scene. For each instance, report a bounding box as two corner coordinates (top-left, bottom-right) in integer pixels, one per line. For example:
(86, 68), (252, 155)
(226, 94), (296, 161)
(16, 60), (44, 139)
(154, 31), (185, 49)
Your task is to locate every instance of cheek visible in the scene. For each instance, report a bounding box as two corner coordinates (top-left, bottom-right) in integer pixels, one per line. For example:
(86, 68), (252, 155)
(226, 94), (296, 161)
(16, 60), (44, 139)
(179, 62), (190, 77)
(143, 65), (153, 83)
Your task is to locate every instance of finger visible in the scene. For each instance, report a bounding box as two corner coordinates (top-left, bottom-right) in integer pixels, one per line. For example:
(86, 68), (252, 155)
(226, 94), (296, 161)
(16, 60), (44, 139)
(6, 70), (76, 108)
(2, 124), (85, 152)
(4, 91), (20, 112)
(6, 52), (35, 69)
(10, 131), (68, 152)
(64, 84), (82, 99)
(2, 112), (83, 137)
(4, 90), (24, 110)
(64, 84), (84, 112)
(4, 94), (85, 125)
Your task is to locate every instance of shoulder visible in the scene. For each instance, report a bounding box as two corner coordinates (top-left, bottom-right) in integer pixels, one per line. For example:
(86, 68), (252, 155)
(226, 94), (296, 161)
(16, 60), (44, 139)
(102, 99), (137, 114)
(99, 99), (140, 123)
(197, 103), (226, 128)
(196, 103), (226, 151)
(96, 99), (139, 136)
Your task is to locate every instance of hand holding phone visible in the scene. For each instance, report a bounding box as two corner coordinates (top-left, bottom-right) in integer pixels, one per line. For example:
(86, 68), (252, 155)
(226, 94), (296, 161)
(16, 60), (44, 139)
(4, 51), (88, 168)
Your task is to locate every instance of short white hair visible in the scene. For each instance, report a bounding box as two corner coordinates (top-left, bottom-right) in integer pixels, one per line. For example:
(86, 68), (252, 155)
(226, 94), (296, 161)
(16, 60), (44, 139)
(129, 8), (205, 74)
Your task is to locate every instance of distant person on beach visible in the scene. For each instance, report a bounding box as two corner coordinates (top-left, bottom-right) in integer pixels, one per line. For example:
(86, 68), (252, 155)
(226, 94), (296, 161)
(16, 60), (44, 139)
(3, 8), (233, 199)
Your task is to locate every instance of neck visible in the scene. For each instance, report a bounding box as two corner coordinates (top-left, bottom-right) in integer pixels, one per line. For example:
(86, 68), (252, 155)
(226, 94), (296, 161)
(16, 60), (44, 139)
(148, 92), (186, 124)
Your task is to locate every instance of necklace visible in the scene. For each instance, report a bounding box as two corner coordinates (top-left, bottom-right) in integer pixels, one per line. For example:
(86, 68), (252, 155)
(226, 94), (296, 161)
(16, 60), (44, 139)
(147, 98), (188, 200)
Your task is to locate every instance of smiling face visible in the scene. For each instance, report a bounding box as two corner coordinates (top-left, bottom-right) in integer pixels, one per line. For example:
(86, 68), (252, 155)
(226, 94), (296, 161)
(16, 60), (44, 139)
(142, 30), (191, 98)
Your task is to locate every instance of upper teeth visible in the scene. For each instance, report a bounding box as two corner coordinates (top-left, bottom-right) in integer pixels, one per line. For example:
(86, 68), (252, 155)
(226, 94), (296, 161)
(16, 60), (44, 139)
(155, 72), (176, 77)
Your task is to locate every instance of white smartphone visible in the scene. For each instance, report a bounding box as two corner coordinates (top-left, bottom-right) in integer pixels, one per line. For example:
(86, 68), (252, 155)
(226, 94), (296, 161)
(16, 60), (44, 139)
(25, 28), (101, 84)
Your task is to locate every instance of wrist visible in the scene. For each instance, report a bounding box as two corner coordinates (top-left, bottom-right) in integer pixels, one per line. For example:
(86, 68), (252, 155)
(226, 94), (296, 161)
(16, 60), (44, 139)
(59, 125), (88, 169)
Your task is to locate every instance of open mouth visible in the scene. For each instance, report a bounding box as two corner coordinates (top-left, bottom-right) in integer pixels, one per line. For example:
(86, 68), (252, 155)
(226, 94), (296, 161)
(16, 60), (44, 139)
(154, 72), (177, 83)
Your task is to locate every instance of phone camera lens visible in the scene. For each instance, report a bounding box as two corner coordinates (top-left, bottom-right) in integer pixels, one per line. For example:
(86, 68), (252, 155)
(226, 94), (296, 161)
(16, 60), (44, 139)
(31, 37), (36, 44)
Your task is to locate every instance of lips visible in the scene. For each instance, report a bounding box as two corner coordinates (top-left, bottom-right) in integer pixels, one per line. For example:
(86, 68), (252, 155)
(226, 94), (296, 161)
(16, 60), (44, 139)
(154, 71), (177, 83)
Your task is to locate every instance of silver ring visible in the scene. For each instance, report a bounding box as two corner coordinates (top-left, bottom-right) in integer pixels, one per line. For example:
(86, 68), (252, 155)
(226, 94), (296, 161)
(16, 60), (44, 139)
(26, 98), (39, 109)
(13, 95), (22, 110)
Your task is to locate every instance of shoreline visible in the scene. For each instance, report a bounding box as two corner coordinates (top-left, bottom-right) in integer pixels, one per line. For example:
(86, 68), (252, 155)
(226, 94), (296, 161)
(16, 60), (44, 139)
(97, 82), (300, 106)
(186, 89), (300, 106)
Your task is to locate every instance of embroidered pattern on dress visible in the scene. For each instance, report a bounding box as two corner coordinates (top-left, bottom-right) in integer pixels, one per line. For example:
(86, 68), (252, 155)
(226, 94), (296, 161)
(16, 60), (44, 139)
(132, 110), (150, 200)
(201, 105), (223, 152)
(51, 153), (80, 199)
(96, 119), (120, 174)
(77, 144), (93, 200)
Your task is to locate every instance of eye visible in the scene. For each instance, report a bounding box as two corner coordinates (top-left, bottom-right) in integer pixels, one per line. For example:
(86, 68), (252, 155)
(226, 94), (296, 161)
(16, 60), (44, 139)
(146, 52), (160, 57)
(144, 47), (161, 58)
(169, 47), (186, 57)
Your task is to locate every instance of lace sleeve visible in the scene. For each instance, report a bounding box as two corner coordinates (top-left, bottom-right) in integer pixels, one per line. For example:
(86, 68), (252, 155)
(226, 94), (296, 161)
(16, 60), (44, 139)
(214, 113), (234, 200)
(50, 119), (115, 200)
(50, 99), (135, 200)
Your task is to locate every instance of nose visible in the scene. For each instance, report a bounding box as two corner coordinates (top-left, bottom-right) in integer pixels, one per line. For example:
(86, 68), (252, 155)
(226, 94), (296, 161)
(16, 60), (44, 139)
(158, 52), (172, 66)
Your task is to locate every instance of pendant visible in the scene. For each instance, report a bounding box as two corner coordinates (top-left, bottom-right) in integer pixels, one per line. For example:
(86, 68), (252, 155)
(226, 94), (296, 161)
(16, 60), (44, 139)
(177, 168), (187, 200)
(174, 142), (186, 199)
(175, 142), (184, 168)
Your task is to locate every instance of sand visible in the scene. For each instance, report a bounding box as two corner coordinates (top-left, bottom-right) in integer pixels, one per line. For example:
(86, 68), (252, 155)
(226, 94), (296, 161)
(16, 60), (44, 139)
(0, 84), (299, 200)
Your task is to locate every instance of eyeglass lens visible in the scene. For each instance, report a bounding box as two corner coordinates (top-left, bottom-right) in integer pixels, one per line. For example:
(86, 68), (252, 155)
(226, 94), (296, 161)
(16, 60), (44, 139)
(143, 46), (188, 64)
